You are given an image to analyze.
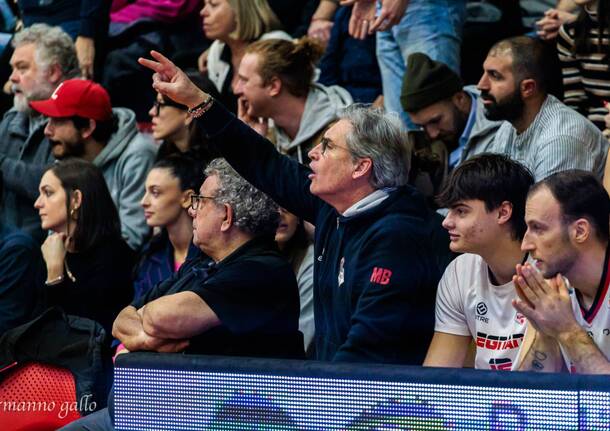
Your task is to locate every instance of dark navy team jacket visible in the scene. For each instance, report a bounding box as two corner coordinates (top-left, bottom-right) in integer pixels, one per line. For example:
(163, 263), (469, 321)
(197, 102), (451, 365)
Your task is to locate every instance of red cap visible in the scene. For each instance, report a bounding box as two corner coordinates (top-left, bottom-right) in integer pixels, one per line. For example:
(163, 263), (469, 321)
(29, 79), (112, 122)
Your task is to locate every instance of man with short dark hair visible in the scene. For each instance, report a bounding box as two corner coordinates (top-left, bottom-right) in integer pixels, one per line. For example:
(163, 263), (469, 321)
(29, 79), (156, 250)
(424, 154), (535, 370)
(402, 53), (502, 169)
(514, 170), (610, 374)
(479, 36), (608, 181)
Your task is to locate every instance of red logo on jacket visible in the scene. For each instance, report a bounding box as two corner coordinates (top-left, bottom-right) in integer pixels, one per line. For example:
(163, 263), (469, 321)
(370, 267), (392, 285)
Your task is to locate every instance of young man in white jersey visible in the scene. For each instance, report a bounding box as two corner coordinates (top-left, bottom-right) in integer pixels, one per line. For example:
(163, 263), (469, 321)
(513, 170), (610, 374)
(424, 154), (535, 370)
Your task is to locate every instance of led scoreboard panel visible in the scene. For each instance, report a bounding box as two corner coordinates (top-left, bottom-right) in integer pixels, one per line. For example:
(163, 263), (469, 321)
(113, 353), (610, 430)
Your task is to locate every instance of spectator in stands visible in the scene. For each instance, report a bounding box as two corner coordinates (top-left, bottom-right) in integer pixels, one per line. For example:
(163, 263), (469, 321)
(0, 24), (79, 243)
(16, 0), (111, 79)
(343, 0), (466, 128)
(115, 157), (303, 357)
(480, 36), (608, 180)
(199, 0), (290, 113)
(235, 38), (353, 162)
(34, 159), (134, 337)
(318, 5), (382, 104)
(557, 0), (610, 131)
(514, 170), (610, 374)
(151, 73), (220, 163)
(140, 51), (451, 365)
(275, 207), (314, 354)
(29, 78), (156, 250)
(133, 156), (203, 302)
(402, 53), (502, 170)
(424, 154), (535, 370)
(0, 172), (45, 335)
(62, 158), (304, 431)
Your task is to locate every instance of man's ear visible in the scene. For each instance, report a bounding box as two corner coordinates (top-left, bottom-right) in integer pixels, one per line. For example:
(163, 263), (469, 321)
(267, 76), (282, 97)
(220, 203), (233, 232)
(497, 201), (514, 226)
(79, 119), (97, 140)
(181, 189), (194, 210)
(571, 218), (592, 244)
(352, 157), (373, 181)
(47, 63), (63, 86)
(520, 78), (537, 99)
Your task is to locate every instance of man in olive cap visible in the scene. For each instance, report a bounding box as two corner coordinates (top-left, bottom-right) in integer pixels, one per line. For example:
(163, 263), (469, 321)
(401, 52), (501, 169)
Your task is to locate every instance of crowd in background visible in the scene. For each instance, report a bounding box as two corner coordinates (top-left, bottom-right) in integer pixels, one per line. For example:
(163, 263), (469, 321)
(1, 0), (610, 428)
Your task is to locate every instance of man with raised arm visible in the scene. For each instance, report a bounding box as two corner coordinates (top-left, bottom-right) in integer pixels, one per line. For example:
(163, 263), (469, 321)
(139, 50), (450, 365)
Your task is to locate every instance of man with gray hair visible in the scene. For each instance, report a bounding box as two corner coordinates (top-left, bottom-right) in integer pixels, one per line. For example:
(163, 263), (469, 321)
(0, 23), (80, 242)
(62, 157), (304, 430)
(140, 51), (450, 365)
(112, 157), (304, 360)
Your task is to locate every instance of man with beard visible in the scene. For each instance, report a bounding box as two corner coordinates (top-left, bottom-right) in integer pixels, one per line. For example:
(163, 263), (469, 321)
(479, 36), (608, 181)
(29, 79), (156, 250)
(402, 53), (502, 170)
(513, 170), (610, 374)
(0, 24), (79, 242)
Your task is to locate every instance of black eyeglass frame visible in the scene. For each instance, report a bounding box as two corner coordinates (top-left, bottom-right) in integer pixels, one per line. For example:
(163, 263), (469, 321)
(190, 194), (216, 211)
(153, 99), (188, 116)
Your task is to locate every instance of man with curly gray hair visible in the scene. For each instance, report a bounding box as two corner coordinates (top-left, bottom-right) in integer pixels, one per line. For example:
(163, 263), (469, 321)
(202, 158), (279, 240)
(111, 156), (302, 360)
(0, 23), (80, 242)
(65, 156), (303, 430)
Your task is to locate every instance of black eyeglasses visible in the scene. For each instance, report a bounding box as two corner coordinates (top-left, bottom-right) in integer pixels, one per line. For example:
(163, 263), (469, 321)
(320, 137), (350, 155)
(152, 99), (188, 116)
(190, 194), (216, 211)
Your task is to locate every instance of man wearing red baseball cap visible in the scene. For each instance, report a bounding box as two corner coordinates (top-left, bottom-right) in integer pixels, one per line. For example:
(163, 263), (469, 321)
(30, 78), (157, 250)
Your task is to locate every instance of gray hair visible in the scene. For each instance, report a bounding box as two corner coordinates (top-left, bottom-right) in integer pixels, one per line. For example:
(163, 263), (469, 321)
(205, 158), (279, 236)
(340, 104), (411, 189)
(12, 24), (79, 78)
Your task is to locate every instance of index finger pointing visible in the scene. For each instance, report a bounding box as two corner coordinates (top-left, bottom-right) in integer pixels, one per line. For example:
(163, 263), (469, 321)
(138, 57), (163, 74)
(138, 50), (176, 73)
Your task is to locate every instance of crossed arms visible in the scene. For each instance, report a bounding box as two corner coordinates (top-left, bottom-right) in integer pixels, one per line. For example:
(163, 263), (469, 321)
(112, 291), (221, 353)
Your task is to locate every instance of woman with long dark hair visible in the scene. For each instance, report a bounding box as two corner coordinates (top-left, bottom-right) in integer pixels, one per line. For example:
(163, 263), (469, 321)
(34, 159), (134, 335)
(558, 0), (610, 130)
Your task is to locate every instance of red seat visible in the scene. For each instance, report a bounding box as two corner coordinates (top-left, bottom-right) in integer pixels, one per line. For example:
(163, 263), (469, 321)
(0, 362), (81, 431)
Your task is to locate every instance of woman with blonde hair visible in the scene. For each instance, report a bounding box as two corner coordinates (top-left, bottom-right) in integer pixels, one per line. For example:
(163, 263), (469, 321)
(199, 0), (291, 112)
